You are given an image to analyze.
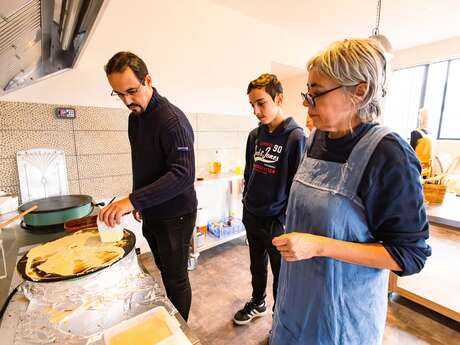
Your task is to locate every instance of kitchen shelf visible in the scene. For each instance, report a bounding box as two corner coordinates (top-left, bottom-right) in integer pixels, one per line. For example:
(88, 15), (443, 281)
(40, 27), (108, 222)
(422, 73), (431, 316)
(189, 173), (245, 270)
(195, 172), (243, 186)
(195, 230), (246, 253)
(189, 228), (246, 271)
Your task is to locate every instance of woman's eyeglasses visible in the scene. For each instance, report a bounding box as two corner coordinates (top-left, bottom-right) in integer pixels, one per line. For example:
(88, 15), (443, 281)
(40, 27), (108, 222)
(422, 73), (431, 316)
(301, 85), (343, 107)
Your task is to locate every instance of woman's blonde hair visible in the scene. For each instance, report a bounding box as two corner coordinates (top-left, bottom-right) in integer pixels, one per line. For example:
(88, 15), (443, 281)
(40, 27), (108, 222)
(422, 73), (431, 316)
(307, 38), (389, 123)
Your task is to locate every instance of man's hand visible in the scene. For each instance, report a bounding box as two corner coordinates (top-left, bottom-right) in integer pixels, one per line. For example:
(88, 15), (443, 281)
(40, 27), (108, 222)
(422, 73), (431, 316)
(133, 209), (142, 222)
(98, 197), (134, 227)
(272, 232), (328, 262)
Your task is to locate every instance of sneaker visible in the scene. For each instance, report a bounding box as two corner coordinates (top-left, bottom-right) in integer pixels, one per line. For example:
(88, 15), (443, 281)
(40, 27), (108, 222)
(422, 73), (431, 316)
(233, 299), (268, 325)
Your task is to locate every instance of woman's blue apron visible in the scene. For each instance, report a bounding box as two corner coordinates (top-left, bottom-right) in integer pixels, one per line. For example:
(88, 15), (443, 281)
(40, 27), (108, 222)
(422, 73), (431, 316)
(271, 126), (391, 345)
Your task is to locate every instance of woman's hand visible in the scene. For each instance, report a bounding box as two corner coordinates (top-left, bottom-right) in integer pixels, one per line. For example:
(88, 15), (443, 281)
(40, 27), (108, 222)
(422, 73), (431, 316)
(273, 232), (403, 271)
(272, 232), (328, 261)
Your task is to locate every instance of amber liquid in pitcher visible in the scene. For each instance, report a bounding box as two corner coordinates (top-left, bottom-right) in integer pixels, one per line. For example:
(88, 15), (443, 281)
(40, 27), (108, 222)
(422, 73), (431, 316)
(211, 161), (222, 174)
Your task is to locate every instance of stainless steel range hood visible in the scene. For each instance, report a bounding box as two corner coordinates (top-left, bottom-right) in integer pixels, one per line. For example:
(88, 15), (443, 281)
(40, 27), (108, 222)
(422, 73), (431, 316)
(0, 0), (105, 95)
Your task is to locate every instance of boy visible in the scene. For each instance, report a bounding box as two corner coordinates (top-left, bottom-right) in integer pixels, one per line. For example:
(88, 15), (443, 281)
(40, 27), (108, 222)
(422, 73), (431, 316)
(233, 74), (306, 325)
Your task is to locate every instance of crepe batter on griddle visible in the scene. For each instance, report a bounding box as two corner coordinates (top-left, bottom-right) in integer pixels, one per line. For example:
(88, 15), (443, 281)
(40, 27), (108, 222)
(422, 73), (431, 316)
(25, 229), (125, 281)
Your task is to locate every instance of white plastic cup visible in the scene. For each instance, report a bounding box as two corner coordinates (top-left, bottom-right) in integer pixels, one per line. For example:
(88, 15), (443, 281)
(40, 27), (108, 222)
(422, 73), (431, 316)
(97, 217), (124, 243)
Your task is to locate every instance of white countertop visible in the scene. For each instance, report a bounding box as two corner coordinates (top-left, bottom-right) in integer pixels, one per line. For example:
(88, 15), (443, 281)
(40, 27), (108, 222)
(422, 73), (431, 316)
(195, 172), (243, 187)
(426, 192), (460, 229)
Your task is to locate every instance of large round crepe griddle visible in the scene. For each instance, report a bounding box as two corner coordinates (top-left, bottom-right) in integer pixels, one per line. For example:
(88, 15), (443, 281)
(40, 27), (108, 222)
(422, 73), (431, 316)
(19, 195), (94, 227)
(16, 229), (136, 283)
(19, 195), (93, 213)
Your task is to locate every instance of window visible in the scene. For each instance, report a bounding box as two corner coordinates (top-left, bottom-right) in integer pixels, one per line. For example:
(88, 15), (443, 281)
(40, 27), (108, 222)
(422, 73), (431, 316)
(384, 58), (460, 140)
(384, 66), (425, 139)
(423, 61), (448, 135)
(439, 59), (460, 139)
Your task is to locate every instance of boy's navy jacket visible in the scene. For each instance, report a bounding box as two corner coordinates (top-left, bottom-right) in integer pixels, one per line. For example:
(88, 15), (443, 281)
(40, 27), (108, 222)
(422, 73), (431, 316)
(243, 117), (306, 222)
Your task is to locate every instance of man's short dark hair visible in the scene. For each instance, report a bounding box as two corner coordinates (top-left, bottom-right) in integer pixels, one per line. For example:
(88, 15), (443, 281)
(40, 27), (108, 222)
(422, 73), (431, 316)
(104, 51), (149, 82)
(247, 73), (283, 101)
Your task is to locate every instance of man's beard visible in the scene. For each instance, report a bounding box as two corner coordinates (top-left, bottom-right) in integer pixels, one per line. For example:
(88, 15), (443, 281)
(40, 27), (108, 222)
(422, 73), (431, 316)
(127, 103), (144, 114)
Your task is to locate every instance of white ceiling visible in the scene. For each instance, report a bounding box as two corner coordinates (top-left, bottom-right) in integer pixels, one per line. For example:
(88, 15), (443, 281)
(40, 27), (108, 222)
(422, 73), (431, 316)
(2, 0), (460, 116)
(210, 0), (460, 51)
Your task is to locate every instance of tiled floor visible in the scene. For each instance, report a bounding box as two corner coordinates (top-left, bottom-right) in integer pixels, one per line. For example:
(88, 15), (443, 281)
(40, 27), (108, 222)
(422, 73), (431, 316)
(140, 238), (460, 345)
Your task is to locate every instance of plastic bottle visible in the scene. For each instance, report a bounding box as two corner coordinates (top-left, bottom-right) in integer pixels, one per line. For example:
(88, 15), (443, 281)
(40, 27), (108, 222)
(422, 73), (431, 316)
(196, 208), (208, 240)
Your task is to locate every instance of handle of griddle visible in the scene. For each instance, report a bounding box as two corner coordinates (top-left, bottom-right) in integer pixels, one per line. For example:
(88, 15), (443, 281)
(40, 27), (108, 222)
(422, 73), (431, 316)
(92, 201), (106, 207)
(92, 196), (116, 208)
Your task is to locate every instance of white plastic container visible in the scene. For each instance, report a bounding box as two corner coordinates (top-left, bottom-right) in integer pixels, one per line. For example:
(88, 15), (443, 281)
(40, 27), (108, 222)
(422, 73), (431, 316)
(103, 306), (191, 345)
(97, 217), (124, 243)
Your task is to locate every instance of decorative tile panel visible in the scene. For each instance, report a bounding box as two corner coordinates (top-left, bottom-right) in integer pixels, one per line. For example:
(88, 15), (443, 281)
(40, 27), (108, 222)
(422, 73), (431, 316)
(74, 131), (130, 155)
(78, 153), (132, 178)
(0, 158), (18, 187)
(0, 130), (75, 158)
(73, 105), (129, 131)
(80, 175), (132, 199)
(0, 101), (73, 131)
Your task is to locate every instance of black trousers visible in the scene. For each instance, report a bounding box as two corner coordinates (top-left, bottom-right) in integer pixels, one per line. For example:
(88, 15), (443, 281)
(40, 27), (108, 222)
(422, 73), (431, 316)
(242, 208), (284, 307)
(142, 211), (196, 321)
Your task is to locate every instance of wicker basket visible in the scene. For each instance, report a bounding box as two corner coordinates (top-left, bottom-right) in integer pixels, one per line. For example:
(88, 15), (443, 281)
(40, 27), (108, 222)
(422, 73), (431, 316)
(423, 183), (447, 204)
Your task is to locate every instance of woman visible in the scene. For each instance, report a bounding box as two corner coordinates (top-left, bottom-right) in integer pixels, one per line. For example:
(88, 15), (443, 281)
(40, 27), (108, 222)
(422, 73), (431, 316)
(270, 39), (431, 345)
(410, 108), (433, 177)
(410, 108), (430, 151)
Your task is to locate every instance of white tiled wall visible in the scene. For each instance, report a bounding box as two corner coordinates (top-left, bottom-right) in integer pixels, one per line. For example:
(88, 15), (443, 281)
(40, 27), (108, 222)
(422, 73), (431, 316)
(0, 101), (257, 203)
(195, 113), (257, 176)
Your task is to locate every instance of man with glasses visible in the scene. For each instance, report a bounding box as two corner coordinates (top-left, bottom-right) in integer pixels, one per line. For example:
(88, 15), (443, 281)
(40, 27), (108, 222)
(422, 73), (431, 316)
(99, 51), (197, 321)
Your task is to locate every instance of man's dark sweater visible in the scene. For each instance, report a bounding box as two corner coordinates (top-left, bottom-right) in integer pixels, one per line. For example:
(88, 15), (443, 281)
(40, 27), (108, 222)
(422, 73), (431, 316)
(128, 88), (197, 219)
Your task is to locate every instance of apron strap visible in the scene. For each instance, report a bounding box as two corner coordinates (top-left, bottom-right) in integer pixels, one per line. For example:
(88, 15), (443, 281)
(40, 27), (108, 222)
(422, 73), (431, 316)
(342, 125), (393, 197)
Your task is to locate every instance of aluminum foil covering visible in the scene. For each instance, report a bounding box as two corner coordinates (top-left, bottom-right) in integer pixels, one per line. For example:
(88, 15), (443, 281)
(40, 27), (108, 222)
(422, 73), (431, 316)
(13, 249), (174, 345)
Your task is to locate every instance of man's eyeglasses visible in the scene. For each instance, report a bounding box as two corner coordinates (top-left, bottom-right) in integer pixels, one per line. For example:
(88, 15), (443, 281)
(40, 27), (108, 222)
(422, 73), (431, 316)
(111, 80), (145, 97)
(301, 85), (343, 107)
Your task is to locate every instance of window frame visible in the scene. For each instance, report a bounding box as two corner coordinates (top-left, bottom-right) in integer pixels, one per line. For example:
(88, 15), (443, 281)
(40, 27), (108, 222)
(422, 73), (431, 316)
(392, 57), (460, 141)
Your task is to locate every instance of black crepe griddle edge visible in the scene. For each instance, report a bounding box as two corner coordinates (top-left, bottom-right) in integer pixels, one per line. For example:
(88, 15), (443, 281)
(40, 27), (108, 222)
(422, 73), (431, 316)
(20, 221), (65, 234)
(18, 195), (93, 214)
(16, 229), (136, 283)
